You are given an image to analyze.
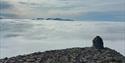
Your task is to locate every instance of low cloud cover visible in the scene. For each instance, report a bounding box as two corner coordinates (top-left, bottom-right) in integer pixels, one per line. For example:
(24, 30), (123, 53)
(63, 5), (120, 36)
(0, 0), (125, 21)
(0, 19), (125, 58)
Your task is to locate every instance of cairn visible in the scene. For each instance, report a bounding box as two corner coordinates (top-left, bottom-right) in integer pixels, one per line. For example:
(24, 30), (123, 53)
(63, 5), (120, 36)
(93, 36), (104, 49)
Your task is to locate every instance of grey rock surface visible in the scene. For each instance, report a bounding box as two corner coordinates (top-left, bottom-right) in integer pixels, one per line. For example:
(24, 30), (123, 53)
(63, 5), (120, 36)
(0, 47), (125, 63)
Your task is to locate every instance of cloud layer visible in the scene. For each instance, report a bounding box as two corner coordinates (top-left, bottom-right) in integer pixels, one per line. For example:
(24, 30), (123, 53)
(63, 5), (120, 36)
(0, 0), (125, 21)
(0, 19), (125, 58)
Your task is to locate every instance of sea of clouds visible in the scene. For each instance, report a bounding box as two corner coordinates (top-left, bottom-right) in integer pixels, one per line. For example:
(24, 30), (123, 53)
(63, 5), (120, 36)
(0, 19), (125, 58)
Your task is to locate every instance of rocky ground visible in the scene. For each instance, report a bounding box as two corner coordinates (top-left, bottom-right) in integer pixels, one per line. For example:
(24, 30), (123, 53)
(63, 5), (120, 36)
(0, 47), (125, 63)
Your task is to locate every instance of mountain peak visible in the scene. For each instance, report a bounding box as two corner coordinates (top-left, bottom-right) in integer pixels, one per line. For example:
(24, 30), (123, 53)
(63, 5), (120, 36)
(0, 36), (125, 63)
(0, 47), (125, 63)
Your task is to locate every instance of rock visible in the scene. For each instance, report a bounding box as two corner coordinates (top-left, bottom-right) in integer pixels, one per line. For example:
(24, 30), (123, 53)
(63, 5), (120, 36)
(26, 58), (35, 62)
(93, 36), (104, 49)
(0, 47), (125, 63)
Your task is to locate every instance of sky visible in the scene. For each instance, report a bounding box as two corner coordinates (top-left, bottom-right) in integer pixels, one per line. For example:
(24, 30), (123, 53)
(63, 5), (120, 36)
(0, 0), (125, 21)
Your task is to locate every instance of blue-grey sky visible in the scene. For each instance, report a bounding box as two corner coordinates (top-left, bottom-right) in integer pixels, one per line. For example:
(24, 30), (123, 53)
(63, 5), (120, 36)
(0, 0), (125, 21)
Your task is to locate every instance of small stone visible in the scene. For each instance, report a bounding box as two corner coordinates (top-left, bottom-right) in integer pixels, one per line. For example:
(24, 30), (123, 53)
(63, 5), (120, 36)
(26, 58), (35, 62)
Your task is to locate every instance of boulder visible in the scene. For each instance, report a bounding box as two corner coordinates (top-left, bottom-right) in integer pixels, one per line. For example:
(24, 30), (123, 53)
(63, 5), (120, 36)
(93, 36), (104, 49)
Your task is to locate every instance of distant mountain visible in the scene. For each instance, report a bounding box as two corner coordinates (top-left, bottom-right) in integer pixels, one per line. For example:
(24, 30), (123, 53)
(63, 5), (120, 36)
(0, 47), (125, 63)
(0, 17), (3, 19)
(32, 18), (74, 21)
(46, 18), (73, 21)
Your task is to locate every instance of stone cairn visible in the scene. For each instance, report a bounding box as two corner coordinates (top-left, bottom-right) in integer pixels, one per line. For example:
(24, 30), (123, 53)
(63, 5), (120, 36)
(92, 36), (104, 49)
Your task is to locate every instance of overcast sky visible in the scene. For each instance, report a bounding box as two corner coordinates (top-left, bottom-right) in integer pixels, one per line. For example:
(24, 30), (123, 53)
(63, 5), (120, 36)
(0, 0), (125, 21)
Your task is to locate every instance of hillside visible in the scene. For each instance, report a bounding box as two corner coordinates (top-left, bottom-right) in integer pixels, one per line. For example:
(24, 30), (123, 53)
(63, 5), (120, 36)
(0, 47), (125, 63)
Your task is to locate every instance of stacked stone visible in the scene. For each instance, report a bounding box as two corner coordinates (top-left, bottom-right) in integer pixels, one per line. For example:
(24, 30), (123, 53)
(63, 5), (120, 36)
(92, 36), (104, 49)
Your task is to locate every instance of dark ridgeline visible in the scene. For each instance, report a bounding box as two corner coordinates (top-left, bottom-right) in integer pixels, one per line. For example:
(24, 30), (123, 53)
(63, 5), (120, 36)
(0, 36), (125, 63)
(32, 18), (74, 21)
(93, 36), (104, 49)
